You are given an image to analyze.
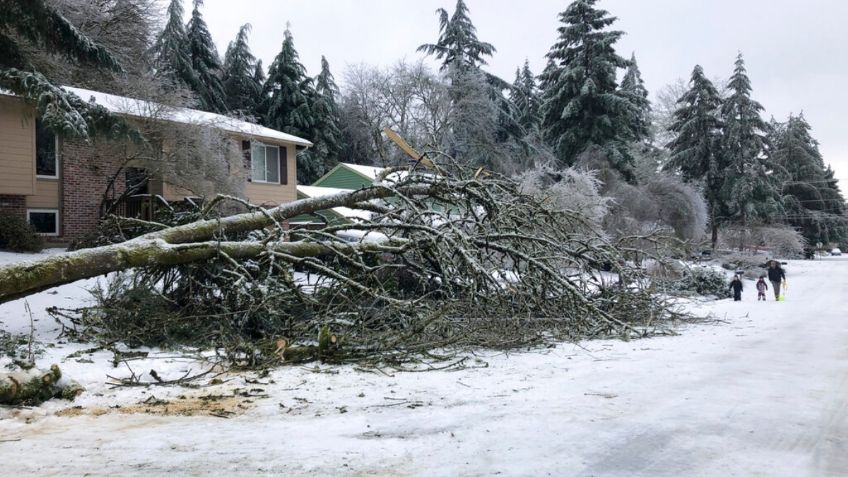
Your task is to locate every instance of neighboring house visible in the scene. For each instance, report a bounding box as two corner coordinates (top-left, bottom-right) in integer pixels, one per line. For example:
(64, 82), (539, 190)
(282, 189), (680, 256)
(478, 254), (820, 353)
(290, 185), (373, 228)
(312, 163), (388, 190)
(0, 87), (311, 242)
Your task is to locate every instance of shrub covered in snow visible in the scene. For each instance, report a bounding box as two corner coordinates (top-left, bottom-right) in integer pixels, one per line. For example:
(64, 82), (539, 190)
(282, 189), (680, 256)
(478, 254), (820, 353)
(0, 213), (44, 253)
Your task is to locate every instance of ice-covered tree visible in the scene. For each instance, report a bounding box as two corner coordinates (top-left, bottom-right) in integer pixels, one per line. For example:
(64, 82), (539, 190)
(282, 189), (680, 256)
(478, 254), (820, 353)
(771, 114), (847, 246)
(620, 53), (652, 142)
(151, 0), (197, 93)
(510, 60), (541, 132)
(540, 0), (636, 176)
(664, 65), (725, 247)
(719, 54), (781, 237)
(264, 27), (315, 183)
(0, 0), (127, 137)
(186, 0), (227, 113)
(417, 0), (496, 72)
(302, 56), (343, 183)
(222, 24), (261, 118)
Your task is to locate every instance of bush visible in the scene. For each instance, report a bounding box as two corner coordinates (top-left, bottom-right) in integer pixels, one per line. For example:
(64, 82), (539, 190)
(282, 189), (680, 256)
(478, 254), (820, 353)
(661, 267), (729, 299)
(0, 213), (44, 253)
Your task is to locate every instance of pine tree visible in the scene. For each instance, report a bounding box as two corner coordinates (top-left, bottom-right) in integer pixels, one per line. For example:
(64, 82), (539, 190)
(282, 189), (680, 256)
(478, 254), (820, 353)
(305, 56), (343, 183)
(771, 114), (847, 245)
(264, 27), (315, 183)
(186, 0), (227, 113)
(719, 54), (780, 234)
(151, 0), (197, 94)
(620, 53), (652, 142)
(0, 0), (126, 138)
(664, 65), (725, 247)
(540, 0), (636, 176)
(417, 0), (496, 72)
(222, 24), (261, 118)
(510, 60), (541, 132)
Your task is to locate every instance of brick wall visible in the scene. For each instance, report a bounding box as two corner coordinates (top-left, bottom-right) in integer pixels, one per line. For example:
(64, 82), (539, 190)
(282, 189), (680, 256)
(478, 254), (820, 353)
(0, 194), (26, 221)
(61, 137), (127, 241)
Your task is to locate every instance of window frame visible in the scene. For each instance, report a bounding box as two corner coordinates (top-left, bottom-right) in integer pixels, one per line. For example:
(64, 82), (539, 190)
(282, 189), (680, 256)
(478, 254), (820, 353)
(27, 209), (60, 236)
(250, 142), (282, 184)
(35, 121), (59, 179)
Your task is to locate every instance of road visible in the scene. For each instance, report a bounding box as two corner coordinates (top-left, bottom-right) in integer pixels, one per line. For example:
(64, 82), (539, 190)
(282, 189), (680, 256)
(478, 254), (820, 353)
(0, 257), (846, 476)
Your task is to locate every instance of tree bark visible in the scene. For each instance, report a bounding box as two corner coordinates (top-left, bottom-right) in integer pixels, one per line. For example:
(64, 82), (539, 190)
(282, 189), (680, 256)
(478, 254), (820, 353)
(0, 365), (84, 404)
(0, 183), (436, 304)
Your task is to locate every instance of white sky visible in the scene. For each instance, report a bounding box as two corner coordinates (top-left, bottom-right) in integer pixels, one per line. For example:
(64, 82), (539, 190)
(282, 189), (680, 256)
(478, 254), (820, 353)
(200, 0), (848, 186)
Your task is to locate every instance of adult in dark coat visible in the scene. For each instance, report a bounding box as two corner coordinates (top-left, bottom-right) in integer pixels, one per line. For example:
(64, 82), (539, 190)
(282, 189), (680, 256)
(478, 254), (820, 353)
(729, 276), (744, 301)
(767, 261), (786, 300)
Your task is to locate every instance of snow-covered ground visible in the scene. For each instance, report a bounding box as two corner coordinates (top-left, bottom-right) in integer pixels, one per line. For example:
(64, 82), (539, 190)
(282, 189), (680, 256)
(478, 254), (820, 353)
(0, 251), (846, 476)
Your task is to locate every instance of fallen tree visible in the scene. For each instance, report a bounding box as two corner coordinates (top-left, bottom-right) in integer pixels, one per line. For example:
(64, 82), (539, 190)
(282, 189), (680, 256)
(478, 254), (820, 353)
(0, 365), (84, 405)
(4, 161), (686, 367)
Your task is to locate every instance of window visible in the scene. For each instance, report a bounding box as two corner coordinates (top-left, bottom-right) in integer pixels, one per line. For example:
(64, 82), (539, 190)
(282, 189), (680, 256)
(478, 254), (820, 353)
(35, 120), (58, 178)
(28, 209), (59, 236)
(250, 142), (284, 184)
(125, 167), (150, 195)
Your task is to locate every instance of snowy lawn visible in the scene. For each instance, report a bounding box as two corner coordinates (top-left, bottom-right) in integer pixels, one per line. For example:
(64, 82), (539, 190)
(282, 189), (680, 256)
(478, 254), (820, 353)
(0, 250), (846, 476)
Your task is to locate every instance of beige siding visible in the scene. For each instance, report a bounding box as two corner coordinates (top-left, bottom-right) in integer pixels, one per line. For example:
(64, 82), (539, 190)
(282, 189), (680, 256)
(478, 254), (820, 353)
(0, 96), (35, 195)
(26, 179), (60, 209)
(244, 143), (297, 206)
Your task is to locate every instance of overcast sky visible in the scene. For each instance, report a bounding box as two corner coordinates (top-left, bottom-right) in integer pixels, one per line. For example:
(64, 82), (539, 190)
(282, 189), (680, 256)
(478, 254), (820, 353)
(200, 0), (848, 186)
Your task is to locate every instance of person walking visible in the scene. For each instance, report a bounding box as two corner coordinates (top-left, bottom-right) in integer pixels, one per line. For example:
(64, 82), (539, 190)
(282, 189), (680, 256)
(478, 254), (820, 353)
(729, 275), (744, 301)
(767, 260), (786, 301)
(756, 276), (768, 301)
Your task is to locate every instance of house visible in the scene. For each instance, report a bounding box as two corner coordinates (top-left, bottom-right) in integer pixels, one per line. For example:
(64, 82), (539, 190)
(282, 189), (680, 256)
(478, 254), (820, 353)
(312, 163), (388, 190)
(0, 87), (312, 242)
(289, 185), (373, 228)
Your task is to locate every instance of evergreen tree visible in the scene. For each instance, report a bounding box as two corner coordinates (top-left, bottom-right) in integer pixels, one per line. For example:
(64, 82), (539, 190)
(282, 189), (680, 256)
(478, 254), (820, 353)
(719, 54), (781, 232)
(540, 0), (636, 176)
(510, 60), (541, 132)
(664, 65), (725, 247)
(771, 114), (847, 246)
(305, 56), (343, 183)
(222, 24), (261, 118)
(186, 0), (227, 113)
(0, 0), (125, 137)
(151, 0), (197, 94)
(619, 53), (652, 142)
(417, 0), (496, 72)
(264, 27), (315, 183)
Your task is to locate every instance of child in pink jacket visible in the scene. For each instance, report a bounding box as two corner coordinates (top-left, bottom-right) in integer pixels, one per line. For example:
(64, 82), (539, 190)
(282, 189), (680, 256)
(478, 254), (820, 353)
(756, 276), (768, 301)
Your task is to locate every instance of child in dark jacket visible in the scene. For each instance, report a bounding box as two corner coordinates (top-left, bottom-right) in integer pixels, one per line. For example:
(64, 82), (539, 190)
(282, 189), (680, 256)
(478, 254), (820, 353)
(729, 275), (744, 301)
(756, 276), (768, 301)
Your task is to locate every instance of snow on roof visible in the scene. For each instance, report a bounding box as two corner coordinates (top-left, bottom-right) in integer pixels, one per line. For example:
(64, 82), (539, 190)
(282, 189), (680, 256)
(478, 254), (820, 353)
(296, 185), (373, 221)
(63, 86), (313, 147)
(343, 163), (386, 179)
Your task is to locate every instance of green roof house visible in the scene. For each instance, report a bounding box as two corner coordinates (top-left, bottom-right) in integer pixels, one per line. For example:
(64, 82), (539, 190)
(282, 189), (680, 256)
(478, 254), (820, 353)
(312, 163), (387, 190)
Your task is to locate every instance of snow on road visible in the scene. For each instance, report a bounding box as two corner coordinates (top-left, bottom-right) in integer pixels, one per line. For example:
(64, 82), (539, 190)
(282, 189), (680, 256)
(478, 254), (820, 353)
(0, 254), (846, 476)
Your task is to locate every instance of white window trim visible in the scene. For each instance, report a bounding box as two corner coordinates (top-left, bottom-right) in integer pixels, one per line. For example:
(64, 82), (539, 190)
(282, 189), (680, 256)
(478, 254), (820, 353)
(251, 142), (282, 185)
(36, 135), (60, 180)
(27, 208), (60, 236)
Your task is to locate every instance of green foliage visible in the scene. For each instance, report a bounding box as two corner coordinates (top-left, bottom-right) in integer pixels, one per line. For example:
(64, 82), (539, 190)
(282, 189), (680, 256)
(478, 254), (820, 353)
(510, 60), (541, 132)
(150, 0), (197, 93)
(186, 0), (227, 113)
(540, 0), (637, 177)
(664, 267), (730, 299)
(222, 24), (262, 118)
(770, 114), (847, 246)
(619, 53), (652, 142)
(417, 0), (496, 72)
(0, 213), (44, 253)
(719, 54), (781, 227)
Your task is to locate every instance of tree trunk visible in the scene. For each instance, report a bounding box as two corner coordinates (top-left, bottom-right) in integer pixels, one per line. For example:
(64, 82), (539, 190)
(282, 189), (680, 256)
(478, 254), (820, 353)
(0, 365), (84, 405)
(0, 184), (435, 304)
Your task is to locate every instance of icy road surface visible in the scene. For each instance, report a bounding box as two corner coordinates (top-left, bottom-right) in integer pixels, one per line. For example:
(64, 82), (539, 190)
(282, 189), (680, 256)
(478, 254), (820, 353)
(0, 254), (846, 476)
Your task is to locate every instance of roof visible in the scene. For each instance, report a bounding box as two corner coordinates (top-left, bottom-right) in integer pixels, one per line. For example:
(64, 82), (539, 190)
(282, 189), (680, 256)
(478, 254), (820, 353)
(296, 185), (373, 221)
(62, 86), (313, 147)
(343, 163), (385, 180)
